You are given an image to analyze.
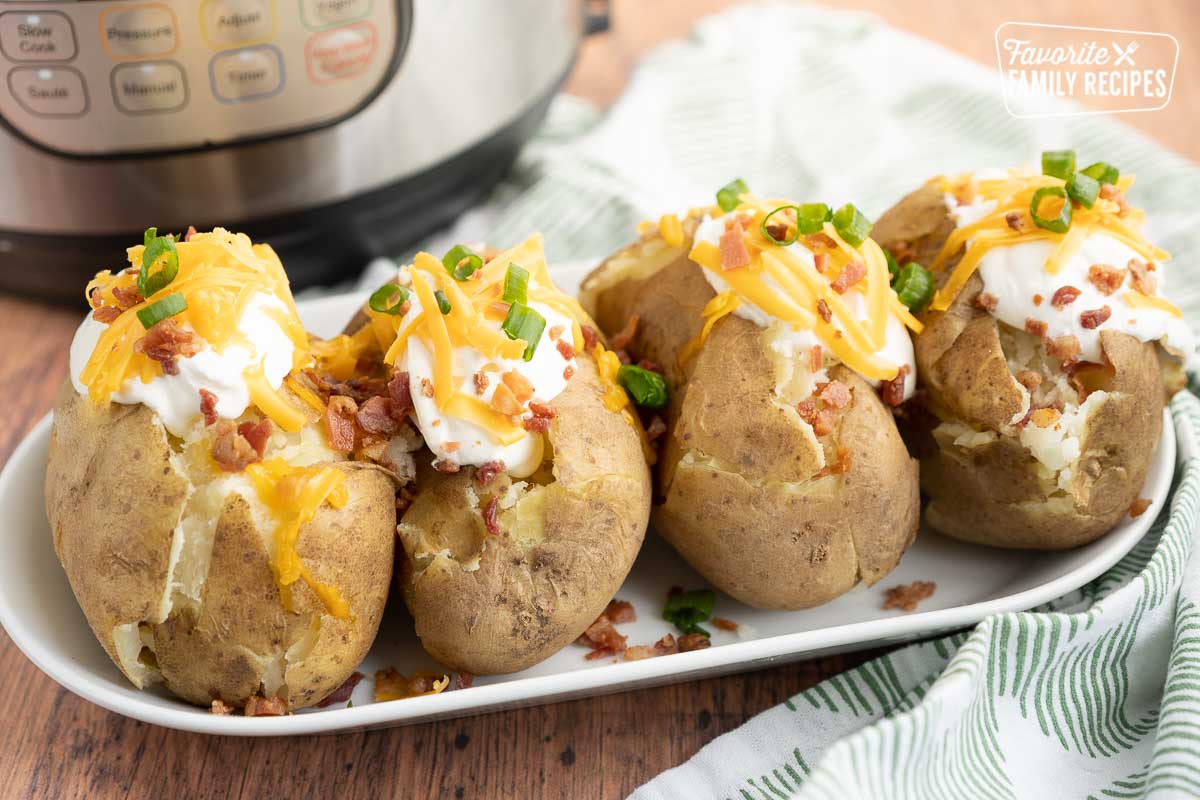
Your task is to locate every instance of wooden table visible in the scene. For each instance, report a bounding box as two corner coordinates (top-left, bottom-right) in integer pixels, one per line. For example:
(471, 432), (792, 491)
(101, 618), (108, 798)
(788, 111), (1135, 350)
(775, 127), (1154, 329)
(1, 1), (1195, 797)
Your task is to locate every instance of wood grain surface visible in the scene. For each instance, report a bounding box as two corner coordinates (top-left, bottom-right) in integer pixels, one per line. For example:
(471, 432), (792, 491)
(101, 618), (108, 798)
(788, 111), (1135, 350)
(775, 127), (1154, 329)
(2, 1), (1195, 798)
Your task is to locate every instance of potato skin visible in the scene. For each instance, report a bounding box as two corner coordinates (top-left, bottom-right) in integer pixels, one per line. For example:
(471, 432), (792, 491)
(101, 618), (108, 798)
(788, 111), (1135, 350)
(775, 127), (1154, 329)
(44, 381), (396, 709)
(396, 354), (651, 673)
(872, 183), (1164, 549)
(581, 239), (920, 609)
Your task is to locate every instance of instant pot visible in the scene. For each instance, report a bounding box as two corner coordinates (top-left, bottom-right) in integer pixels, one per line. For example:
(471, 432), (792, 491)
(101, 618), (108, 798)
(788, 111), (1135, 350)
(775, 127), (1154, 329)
(0, 0), (605, 303)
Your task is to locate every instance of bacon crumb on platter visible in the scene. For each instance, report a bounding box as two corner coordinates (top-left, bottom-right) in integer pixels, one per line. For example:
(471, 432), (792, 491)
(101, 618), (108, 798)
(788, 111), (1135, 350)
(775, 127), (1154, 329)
(882, 581), (936, 613)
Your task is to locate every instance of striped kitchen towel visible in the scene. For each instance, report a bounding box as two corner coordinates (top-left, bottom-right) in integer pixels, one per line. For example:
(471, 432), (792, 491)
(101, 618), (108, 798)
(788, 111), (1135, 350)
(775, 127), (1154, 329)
(359, 4), (1200, 797)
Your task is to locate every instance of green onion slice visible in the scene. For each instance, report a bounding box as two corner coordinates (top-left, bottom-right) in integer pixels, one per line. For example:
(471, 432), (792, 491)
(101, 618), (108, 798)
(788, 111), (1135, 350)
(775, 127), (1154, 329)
(759, 205), (800, 245)
(832, 203), (872, 248)
(144, 227), (157, 247)
(617, 364), (669, 409)
(136, 292), (187, 329)
(663, 588), (716, 637)
(716, 178), (749, 213)
(1041, 149), (1076, 180)
(502, 263), (530, 306)
(368, 283), (409, 315)
(892, 262), (934, 312)
(434, 289), (452, 315)
(442, 244), (483, 281)
(1080, 161), (1119, 186)
(885, 249), (900, 278)
(501, 303), (546, 361)
(1030, 185), (1072, 233)
(1066, 172), (1100, 209)
(139, 231), (179, 298)
(796, 202), (832, 235)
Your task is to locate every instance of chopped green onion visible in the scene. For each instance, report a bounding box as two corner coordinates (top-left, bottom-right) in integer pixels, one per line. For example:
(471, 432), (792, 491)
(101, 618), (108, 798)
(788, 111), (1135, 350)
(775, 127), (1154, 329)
(796, 202), (832, 235)
(716, 178), (749, 213)
(442, 244), (483, 281)
(663, 588), (715, 637)
(1066, 172), (1100, 209)
(759, 205), (800, 245)
(1080, 161), (1119, 186)
(502, 263), (529, 305)
(1030, 185), (1072, 233)
(143, 227), (156, 247)
(139, 232), (179, 298)
(885, 249), (900, 278)
(434, 289), (451, 315)
(617, 364), (669, 409)
(892, 262), (934, 312)
(501, 303), (546, 361)
(832, 203), (872, 248)
(368, 283), (409, 315)
(136, 292), (187, 329)
(1041, 149), (1076, 180)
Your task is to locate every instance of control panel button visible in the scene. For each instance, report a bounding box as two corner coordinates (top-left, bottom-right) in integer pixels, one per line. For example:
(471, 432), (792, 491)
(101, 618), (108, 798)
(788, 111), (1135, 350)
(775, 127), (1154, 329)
(100, 5), (178, 59)
(111, 61), (186, 113)
(305, 22), (376, 84)
(210, 45), (282, 102)
(7, 66), (87, 116)
(201, 0), (274, 48)
(0, 11), (76, 62)
(300, 0), (370, 30)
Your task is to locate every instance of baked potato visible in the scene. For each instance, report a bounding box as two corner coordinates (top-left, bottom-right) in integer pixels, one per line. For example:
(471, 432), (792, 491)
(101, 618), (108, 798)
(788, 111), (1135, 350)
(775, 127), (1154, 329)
(46, 229), (403, 711)
(871, 158), (1193, 548)
(340, 234), (652, 673)
(580, 196), (922, 609)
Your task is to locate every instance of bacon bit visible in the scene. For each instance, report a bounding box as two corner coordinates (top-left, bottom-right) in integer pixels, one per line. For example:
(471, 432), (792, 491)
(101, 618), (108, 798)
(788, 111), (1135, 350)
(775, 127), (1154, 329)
(712, 617), (738, 632)
(830, 261), (866, 294)
(815, 447), (853, 478)
(237, 419), (272, 457)
(1030, 408), (1062, 428)
(624, 634), (680, 661)
(524, 401), (556, 433)
(1033, 294), (1044, 307)
(395, 485), (416, 515)
(889, 240), (915, 265)
(316, 672), (364, 707)
(615, 349), (632, 365)
(765, 223), (790, 242)
(578, 615), (627, 655)
(719, 218), (751, 270)
(1128, 259), (1158, 295)
(1005, 211), (1029, 232)
(812, 408), (836, 436)
(482, 497), (501, 536)
(475, 460), (506, 486)
(556, 339), (575, 361)
(1016, 370), (1043, 391)
(881, 365), (910, 407)
(325, 396), (358, 452)
(1087, 264), (1126, 295)
(678, 633), (712, 652)
(184, 225), (198, 242)
(1100, 183), (1129, 216)
(563, 365), (576, 381)
(974, 292), (999, 313)
(357, 395), (398, 435)
(92, 305), (122, 323)
(817, 380), (852, 409)
(374, 668), (448, 701)
(1130, 498), (1152, 518)
(809, 345), (823, 373)
(199, 388), (219, 426)
(111, 285), (143, 310)
(210, 699), (234, 715)
(490, 383), (524, 417)
(581, 326), (599, 351)
(453, 672), (474, 690)
(473, 371), (489, 395)
(637, 359), (661, 373)
(645, 414), (667, 442)
(134, 319), (200, 376)
(605, 599), (637, 624)
(420, 378), (435, 398)
(1014, 406), (1036, 430)
(816, 299), (832, 323)
(1051, 285), (1081, 309)
(212, 420), (263, 472)
(502, 371), (535, 403)
(812, 252), (828, 274)
(1024, 318), (1048, 338)
(243, 695), (288, 717)
(611, 315), (640, 351)
(1045, 334), (1081, 365)
(1080, 306), (1112, 329)
(882, 581), (936, 612)
(806, 233), (837, 250)
(548, 324), (565, 340)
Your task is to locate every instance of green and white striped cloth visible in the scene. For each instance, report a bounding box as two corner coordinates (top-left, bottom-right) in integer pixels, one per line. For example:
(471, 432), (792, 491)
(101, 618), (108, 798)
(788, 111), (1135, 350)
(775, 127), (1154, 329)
(359, 4), (1200, 797)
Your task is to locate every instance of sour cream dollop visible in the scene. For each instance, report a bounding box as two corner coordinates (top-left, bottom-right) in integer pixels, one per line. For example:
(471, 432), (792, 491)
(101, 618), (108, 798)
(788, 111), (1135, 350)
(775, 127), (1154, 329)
(69, 292), (297, 437)
(949, 194), (1198, 371)
(692, 214), (917, 400)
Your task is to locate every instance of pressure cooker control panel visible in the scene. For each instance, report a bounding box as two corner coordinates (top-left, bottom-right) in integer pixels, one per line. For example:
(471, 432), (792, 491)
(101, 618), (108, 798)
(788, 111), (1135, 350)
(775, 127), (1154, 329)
(0, 0), (407, 156)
